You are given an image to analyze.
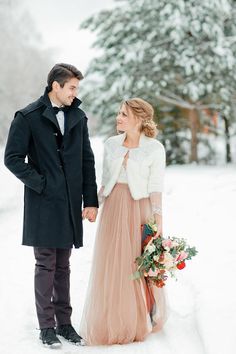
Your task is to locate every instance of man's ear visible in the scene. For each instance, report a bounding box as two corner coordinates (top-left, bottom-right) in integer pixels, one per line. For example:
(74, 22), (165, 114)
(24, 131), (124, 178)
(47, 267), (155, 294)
(52, 81), (60, 92)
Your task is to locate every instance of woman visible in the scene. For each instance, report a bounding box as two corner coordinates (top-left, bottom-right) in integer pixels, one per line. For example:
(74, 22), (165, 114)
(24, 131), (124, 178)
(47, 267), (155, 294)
(80, 98), (168, 345)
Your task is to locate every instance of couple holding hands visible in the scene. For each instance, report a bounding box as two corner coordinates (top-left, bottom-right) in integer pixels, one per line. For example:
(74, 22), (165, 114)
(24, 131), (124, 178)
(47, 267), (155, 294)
(4, 63), (167, 348)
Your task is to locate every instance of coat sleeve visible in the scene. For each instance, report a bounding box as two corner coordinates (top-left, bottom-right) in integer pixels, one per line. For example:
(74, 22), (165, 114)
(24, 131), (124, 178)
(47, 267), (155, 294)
(82, 117), (99, 208)
(4, 112), (46, 194)
(147, 143), (166, 193)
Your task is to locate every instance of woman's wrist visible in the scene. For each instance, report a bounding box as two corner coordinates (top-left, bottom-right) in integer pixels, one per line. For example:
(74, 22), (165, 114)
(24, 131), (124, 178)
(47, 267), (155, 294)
(154, 213), (162, 224)
(152, 206), (162, 215)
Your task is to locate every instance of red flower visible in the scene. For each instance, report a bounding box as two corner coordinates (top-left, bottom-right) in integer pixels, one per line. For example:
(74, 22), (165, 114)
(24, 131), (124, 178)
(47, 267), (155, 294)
(177, 261), (186, 270)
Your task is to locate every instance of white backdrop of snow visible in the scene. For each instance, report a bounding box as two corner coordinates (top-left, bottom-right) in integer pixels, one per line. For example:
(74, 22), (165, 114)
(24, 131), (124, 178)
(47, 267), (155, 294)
(0, 137), (235, 354)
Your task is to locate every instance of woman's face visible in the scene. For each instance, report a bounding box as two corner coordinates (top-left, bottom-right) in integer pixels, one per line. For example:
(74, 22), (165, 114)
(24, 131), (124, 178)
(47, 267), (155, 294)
(116, 103), (140, 133)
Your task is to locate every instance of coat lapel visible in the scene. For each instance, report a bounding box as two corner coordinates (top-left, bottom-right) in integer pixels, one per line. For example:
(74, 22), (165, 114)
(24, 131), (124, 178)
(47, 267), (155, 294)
(40, 88), (60, 130)
(42, 106), (61, 131)
(65, 103), (84, 135)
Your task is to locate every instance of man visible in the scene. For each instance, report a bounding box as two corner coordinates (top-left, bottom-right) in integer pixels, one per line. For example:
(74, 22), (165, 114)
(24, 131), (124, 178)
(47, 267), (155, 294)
(4, 63), (98, 348)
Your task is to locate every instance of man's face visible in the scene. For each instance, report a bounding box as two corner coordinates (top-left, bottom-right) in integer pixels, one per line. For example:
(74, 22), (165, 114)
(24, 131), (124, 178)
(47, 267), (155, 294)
(54, 77), (79, 106)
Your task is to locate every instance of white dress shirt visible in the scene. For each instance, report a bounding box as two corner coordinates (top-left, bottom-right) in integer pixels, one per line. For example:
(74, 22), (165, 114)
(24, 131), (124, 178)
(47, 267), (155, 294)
(51, 101), (65, 135)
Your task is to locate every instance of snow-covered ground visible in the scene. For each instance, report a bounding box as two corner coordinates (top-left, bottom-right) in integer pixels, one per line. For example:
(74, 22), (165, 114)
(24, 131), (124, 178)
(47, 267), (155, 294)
(0, 137), (235, 354)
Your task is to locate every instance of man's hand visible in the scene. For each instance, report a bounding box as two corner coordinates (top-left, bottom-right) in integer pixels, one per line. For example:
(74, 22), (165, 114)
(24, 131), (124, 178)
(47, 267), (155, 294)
(82, 207), (98, 222)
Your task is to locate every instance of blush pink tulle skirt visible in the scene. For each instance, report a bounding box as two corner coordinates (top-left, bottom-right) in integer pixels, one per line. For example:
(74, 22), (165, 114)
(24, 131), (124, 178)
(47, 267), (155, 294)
(79, 183), (168, 345)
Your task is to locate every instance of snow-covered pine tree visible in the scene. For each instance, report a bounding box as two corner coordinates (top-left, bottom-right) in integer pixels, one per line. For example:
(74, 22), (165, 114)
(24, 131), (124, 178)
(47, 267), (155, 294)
(80, 0), (236, 164)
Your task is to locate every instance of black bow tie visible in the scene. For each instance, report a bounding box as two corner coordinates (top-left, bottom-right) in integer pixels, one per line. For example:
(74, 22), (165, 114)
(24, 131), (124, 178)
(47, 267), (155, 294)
(53, 106), (70, 114)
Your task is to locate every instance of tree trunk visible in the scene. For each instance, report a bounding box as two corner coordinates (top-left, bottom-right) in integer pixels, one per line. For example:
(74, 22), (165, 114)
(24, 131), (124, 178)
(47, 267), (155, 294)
(189, 109), (199, 163)
(222, 115), (232, 163)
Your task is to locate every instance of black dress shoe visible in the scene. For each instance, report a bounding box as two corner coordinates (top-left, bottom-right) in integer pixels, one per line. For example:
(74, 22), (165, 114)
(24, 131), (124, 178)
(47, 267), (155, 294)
(39, 327), (62, 348)
(56, 324), (85, 346)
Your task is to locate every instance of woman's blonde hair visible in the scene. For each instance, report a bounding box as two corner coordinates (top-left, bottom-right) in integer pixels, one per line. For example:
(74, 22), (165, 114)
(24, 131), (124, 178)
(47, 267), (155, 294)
(124, 98), (158, 138)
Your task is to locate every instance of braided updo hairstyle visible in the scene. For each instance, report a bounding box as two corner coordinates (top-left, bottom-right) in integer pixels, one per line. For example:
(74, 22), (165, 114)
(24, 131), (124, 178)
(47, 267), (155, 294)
(124, 98), (158, 138)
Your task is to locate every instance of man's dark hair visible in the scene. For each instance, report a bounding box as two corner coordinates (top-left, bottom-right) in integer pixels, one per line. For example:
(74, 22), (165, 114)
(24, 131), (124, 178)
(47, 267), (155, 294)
(47, 63), (84, 91)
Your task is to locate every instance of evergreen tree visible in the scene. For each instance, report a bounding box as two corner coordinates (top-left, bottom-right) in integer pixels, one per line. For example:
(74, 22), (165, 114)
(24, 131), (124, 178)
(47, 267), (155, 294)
(80, 0), (236, 164)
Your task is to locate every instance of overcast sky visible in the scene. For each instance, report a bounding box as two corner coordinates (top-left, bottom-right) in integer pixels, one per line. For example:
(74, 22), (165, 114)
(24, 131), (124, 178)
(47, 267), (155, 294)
(23, 0), (116, 73)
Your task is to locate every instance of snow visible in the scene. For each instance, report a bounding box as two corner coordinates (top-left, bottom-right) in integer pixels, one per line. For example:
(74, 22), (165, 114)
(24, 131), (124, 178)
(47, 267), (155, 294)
(0, 138), (235, 354)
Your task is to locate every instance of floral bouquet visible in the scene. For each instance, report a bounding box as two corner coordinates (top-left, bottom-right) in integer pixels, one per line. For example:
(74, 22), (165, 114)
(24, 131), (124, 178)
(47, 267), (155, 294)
(132, 219), (198, 287)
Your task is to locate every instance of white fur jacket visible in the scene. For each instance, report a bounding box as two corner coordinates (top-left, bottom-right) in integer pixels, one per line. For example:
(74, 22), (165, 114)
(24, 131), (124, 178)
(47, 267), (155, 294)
(101, 132), (166, 200)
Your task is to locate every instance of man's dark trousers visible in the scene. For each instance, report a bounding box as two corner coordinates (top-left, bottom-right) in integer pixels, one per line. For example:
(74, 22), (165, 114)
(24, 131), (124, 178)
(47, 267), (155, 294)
(34, 247), (72, 329)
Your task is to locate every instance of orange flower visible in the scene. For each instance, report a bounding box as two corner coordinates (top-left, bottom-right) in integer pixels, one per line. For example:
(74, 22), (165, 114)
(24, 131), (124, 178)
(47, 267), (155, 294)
(156, 279), (165, 288)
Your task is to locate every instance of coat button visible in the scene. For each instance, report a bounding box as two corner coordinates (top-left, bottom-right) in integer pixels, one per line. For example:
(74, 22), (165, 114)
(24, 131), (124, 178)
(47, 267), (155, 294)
(57, 149), (60, 152)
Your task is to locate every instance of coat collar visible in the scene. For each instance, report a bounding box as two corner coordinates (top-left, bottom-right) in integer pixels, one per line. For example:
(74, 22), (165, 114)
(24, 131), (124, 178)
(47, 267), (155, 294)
(118, 132), (148, 148)
(40, 87), (83, 133)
